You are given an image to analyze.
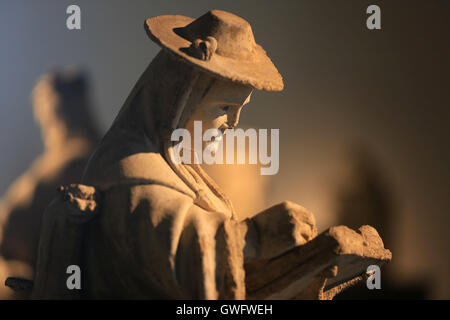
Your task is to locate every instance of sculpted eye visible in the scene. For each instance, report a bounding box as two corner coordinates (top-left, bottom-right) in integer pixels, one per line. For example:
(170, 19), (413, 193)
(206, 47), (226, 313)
(220, 105), (230, 113)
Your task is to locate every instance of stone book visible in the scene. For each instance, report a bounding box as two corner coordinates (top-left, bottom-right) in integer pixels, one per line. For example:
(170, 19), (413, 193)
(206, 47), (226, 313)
(244, 225), (392, 300)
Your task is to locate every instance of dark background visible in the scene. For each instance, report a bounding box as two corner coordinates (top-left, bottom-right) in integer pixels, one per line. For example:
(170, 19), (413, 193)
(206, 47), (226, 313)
(0, 1), (449, 298)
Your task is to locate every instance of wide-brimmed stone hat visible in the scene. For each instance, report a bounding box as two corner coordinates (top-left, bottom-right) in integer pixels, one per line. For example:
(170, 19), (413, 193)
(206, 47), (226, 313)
(145, 10), (284, 91)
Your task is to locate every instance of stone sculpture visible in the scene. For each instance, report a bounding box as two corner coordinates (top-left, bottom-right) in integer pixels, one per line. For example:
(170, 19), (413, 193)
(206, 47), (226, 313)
(23, 10), (391, 299)
(0, 68), (100, 299)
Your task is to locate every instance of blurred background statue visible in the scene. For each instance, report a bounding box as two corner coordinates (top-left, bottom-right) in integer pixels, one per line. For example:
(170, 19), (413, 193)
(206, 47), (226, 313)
(0, 68), (100, 299)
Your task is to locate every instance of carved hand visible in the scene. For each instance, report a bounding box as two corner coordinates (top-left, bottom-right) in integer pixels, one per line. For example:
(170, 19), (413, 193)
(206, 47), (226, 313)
(242, 201), (317, 262)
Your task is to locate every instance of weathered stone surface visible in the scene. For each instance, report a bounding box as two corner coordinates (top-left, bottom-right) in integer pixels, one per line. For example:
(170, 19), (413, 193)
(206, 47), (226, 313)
(245, 225), (391, 299)
(31, 184), (100, 299)
(28, 10), (391, 300)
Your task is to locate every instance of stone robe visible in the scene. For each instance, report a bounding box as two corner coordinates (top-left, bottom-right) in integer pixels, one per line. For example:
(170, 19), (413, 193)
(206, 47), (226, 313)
(32, 51), (315, 299)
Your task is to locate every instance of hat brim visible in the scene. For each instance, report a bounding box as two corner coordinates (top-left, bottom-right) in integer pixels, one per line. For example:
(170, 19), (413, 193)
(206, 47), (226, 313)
(145, 15), (284, 91)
